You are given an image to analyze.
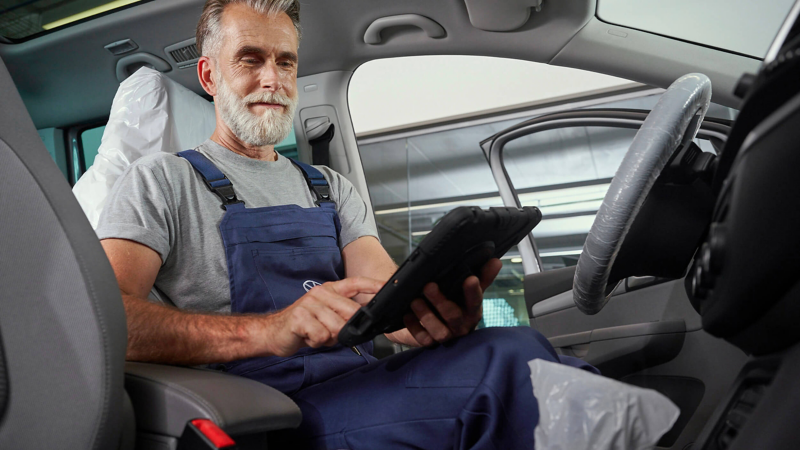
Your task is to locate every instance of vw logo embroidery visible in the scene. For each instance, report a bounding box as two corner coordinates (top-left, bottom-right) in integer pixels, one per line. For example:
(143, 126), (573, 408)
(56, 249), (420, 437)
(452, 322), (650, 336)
(303, 280), (322, 292)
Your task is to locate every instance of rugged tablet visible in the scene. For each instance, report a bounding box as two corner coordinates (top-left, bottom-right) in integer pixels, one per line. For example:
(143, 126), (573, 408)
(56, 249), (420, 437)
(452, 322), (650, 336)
(338, 206), (542, 347)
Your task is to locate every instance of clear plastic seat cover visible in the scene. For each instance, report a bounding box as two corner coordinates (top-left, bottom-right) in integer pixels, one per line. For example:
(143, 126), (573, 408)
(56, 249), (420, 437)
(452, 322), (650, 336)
(73, 67), (216, 228)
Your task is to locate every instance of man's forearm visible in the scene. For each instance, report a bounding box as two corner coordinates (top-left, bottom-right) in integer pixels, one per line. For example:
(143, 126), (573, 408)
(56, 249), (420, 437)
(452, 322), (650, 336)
(123, 294), (271, 365)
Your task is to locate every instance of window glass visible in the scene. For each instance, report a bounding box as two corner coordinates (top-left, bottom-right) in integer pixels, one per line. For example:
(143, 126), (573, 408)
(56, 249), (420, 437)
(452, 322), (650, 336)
(598, 0), (794, 58)
(37, 127), (68, 179)
(81, 125), (104, 171)
(350, 56), (638, 138)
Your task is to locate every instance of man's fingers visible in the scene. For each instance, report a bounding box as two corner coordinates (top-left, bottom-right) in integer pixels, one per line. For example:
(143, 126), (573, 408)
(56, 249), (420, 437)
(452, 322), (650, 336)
(411, 298), (453, 343)
(289, 309), (334, 348)
(286, 294), (354, 350)
(308, 288), (361, 320)
(308, 304), (347, 338)
(304, 323), (336, 348)
(462, 275), (484, 322)
(403, 313), (434, 347)
(423, 283), (467, 334)
(479, 258), (503, 291)
(327, 276), (385, 298)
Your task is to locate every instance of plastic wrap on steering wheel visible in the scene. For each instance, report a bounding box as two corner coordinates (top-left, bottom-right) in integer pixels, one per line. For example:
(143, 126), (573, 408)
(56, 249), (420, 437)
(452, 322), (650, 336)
(573, 73), (712, 315)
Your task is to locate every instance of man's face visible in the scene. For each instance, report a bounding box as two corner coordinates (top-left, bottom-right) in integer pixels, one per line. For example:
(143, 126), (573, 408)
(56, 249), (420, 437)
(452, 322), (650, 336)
(213, 4), (299, 147)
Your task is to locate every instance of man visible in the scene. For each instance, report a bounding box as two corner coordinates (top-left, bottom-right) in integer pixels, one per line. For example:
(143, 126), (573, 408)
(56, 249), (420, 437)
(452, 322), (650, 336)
(98, 0), (591, 448)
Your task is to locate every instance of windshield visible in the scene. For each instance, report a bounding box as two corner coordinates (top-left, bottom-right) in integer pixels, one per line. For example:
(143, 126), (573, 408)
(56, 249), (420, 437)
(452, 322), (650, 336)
(0, 0), (143, 40)
(598, 0), (796, 58)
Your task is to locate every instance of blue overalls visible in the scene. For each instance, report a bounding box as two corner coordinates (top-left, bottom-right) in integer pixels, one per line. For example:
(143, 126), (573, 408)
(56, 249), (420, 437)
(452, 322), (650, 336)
(179, 149), (598, 449)
(178, 150), (375, 394)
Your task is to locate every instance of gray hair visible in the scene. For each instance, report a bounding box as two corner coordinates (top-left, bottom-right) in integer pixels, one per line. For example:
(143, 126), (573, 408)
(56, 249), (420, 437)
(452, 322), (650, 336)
(196, 0), (301, 57)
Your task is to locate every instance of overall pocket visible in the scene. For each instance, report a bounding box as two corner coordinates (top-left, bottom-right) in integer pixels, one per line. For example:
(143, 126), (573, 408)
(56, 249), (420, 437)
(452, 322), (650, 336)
(251, 245), (344, 310)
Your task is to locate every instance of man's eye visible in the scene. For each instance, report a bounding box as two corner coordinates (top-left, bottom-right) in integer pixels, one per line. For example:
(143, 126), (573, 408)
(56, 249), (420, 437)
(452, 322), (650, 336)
(242, 59), (259, 64)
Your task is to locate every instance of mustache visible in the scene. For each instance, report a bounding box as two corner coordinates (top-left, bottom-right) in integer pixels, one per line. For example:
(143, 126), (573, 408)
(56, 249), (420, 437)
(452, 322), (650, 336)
(242, 91), (295, 107)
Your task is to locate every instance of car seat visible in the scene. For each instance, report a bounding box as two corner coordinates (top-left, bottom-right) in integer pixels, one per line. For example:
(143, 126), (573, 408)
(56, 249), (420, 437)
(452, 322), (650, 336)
(0, 55), (300, 449)
(0, 47), (130, 450)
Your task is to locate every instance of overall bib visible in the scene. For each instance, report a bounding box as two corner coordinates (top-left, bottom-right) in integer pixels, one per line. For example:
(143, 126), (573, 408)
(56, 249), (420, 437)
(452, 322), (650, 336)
(178, 150), (375, 395)
(180, 149), (597, 449)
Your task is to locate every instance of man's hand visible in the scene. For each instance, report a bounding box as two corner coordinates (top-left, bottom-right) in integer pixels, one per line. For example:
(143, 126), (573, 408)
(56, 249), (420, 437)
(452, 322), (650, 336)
(390, 258), (503, 347)
(260, 277), (384, 357)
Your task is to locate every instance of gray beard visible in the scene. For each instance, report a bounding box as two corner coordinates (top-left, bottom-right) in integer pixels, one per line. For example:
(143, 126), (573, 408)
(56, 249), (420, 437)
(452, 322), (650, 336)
(215, 75), (298, 147)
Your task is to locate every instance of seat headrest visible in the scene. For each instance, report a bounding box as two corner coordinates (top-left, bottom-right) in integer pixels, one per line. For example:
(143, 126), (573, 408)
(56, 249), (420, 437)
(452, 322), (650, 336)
(73, 67), (216, 228)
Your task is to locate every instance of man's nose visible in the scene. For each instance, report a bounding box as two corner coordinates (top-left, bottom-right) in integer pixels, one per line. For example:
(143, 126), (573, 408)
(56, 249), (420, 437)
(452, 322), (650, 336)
(258, 61), (281, 92)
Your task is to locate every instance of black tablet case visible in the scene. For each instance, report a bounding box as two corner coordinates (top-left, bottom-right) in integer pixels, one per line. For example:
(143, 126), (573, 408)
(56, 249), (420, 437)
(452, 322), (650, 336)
(339, 206), (542, 347)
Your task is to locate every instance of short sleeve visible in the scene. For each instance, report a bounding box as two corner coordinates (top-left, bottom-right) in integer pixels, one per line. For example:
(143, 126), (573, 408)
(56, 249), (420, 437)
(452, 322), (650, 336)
(95, 162), (174, 263)
(322, 168), (380, 249)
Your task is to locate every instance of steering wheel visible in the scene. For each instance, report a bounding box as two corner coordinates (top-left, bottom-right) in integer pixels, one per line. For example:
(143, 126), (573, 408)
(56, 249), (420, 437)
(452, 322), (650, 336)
(573, 73), (712, 315)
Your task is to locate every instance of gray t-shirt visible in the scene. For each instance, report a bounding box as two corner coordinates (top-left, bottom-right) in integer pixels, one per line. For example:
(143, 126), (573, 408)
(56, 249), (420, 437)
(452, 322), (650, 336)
(96, 139), (378, 313)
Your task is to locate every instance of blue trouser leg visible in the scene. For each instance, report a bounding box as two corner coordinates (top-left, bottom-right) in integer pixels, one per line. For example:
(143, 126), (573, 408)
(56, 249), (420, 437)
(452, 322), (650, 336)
(270, 327), (573, 450)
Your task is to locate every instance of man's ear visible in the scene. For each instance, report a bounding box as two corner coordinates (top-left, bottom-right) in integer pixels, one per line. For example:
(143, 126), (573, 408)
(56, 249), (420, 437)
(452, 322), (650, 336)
(198, 56), (217, 97)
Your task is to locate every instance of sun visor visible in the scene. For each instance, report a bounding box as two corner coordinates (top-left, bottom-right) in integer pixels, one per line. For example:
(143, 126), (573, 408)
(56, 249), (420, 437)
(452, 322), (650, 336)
(463, 0), (543, 31)
(73, 67), (216, 229)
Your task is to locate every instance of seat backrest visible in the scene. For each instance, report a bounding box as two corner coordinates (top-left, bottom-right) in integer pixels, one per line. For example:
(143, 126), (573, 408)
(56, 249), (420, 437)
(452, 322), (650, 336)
(73, 67), (216, 228)
(0, 57), (127, 447)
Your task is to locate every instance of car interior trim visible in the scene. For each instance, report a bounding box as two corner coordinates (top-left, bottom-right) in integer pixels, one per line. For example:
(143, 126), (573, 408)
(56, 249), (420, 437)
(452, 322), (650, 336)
(764, 0), (800, 64)
(363, 14), (446, 45)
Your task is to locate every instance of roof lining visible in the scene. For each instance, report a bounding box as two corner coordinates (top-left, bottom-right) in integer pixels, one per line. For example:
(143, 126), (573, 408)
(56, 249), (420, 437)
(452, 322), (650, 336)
(0, 0), (757, 128)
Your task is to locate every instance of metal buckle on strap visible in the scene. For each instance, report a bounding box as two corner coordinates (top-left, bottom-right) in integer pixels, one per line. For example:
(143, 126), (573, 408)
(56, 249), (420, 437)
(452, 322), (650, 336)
(204, 177), (245, 210)
(311, 184), (333, 206)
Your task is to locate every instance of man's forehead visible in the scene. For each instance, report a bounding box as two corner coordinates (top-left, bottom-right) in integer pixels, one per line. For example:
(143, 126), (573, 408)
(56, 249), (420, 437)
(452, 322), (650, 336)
(219, 4), (298, 53)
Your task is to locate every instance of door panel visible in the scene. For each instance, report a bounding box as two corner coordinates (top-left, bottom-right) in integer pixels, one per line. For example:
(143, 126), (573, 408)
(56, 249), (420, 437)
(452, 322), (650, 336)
(531, 280), (748, 449)
(532, 280), (700, 336)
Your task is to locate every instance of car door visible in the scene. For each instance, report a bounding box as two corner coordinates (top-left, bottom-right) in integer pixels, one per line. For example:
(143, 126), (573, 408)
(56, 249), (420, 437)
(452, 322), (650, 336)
(481, 107), (749, 450)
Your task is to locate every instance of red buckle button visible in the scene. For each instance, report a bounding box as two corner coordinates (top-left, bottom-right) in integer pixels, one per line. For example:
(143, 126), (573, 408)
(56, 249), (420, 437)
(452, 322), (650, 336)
(190, 419), (236, 449)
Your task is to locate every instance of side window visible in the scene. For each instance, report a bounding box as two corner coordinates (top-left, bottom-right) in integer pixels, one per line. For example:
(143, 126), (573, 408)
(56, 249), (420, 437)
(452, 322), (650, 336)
(80, 125), (105, 172)
(37, 128), (68, 179)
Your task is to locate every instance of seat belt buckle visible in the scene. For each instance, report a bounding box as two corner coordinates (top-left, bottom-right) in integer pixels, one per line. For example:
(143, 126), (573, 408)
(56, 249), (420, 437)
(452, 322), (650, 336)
(177, 419), (237, 449)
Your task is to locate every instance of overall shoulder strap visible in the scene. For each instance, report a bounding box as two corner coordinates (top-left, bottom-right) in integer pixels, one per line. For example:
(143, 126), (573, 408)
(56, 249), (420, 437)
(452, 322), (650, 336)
(177, 150), (244, 210)
(290, 159), (335, 207)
